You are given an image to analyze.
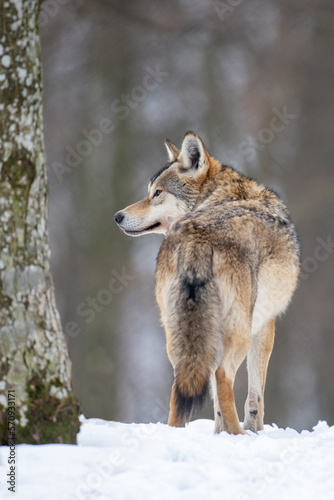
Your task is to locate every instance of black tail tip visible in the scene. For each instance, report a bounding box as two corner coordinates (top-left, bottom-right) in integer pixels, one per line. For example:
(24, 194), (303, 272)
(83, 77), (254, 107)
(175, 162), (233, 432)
(175, 380), (208, 420)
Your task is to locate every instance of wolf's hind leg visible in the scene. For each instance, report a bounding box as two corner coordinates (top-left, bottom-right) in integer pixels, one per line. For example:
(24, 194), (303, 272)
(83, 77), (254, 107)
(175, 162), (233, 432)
(243, 319), (275, 432)
(168, 382), (188, 427)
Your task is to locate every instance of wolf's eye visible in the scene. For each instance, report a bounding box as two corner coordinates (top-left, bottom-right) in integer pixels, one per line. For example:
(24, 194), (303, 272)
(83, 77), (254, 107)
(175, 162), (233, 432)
(153, 189), (162, 198)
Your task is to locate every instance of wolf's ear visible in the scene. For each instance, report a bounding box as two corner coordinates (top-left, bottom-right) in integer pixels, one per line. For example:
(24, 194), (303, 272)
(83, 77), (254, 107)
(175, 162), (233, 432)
(179, 131), (209, 176)
(165, 139), (180, 162)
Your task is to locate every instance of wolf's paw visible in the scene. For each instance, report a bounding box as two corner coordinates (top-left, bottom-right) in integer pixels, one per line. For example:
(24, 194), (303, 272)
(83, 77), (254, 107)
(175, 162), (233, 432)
(243, 412), (263, 433)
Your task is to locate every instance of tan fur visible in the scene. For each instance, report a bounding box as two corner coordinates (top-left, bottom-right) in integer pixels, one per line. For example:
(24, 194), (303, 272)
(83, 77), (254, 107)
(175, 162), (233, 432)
(114, 131), (300, 434)
(216, 367), (245, 435)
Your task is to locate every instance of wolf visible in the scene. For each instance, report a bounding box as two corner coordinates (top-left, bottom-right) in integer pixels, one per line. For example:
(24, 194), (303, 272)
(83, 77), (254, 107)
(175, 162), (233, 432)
(114, 131), (300, 434)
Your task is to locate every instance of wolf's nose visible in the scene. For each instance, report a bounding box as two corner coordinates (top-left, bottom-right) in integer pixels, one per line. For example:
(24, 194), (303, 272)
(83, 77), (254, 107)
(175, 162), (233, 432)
(114, 211), (124, 225)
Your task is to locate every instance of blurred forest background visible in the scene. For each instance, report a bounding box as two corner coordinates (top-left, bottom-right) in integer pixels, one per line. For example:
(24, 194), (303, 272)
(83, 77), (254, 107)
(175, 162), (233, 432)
(40, 0), (334, 431)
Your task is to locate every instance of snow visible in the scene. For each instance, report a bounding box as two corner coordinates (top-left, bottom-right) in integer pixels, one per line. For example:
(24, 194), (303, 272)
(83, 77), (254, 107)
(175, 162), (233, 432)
(17, 67), (27, 81)
(10, 20), (21, 31)
(1, 55), (11, 68)
(1, 417), (334, 500)
(49, 385), (68, 399)
(11, 0), (23, 20)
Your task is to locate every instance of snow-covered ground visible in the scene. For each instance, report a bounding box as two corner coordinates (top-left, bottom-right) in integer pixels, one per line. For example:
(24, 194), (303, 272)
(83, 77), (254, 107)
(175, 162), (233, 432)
(1, 417), (334, 500)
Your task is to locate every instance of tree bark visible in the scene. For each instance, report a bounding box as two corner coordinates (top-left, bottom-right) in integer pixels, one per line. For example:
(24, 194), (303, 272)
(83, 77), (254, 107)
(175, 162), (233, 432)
(0, 0), (80, 443)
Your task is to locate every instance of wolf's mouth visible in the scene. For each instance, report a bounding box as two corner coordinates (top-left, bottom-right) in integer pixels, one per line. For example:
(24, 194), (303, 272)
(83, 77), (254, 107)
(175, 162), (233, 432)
(123, 222), (161, 236)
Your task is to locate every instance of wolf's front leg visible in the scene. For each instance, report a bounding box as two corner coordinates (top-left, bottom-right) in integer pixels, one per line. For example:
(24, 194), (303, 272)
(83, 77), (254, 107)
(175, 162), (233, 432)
(214, 396), (225, 434)
(211, 375), (224, 433)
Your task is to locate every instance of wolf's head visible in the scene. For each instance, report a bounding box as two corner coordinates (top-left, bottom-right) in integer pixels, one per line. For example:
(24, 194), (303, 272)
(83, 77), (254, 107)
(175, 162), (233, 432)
(114, 131), (220, 236)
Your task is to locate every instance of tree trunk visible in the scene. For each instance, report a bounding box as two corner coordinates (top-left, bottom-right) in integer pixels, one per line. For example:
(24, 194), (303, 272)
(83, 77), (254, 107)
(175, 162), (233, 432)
(0, 0), (80, 444)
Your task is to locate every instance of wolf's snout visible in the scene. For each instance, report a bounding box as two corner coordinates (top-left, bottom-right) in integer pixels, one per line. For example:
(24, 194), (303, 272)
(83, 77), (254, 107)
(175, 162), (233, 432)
(114, 211), (124, 225)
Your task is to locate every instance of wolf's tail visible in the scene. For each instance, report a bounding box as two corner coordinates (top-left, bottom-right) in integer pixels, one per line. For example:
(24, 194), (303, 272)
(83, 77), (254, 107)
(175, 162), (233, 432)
(171, 245), (220, 420)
